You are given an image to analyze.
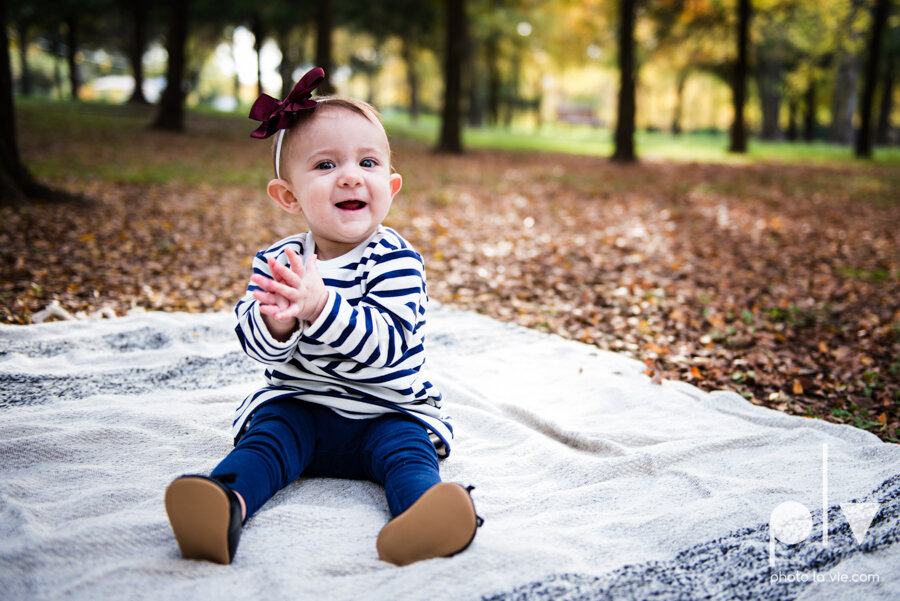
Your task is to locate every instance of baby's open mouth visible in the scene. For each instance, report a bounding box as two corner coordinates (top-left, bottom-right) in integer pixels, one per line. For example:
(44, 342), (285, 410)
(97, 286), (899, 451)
(336, 200), (367, 211)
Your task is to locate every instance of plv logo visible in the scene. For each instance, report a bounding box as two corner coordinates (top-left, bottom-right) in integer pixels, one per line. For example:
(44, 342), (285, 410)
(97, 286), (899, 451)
(769, 444), (880, 566)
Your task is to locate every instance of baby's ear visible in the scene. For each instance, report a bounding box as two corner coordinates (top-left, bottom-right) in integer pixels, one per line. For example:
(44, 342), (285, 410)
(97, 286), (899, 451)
(389, 173), (403, 199)
(267, 179), (302, 213)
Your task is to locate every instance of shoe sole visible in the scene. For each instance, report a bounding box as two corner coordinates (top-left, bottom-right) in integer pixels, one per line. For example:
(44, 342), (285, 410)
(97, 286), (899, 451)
(164, 477), (233, 564)
(376, 482), (478, 567)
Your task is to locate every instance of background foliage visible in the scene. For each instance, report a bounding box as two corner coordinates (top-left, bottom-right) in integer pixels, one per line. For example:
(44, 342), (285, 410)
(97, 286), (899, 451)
(2, 1), (898, 441)
(7, 0), (899, 149)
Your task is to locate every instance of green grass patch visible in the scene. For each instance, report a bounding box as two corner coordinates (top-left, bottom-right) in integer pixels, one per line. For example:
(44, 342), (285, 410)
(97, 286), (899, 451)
(382, 111), (900, 166)
(17, 98), (268, 187)
(16, 98), (900, 189)
(837, 266), (895, 282)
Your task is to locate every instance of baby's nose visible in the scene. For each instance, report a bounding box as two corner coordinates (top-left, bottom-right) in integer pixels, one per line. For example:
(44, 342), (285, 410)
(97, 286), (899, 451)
(338, 166), (363, 186)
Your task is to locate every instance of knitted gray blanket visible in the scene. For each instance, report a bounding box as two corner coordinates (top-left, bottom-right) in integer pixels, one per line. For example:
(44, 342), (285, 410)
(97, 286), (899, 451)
(1, 307), (897, 600)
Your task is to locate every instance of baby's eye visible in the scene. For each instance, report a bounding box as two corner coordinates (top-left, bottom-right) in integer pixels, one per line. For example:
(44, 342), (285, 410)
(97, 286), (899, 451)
(315, 161), (335, 170)
(360, 158), (378, 168)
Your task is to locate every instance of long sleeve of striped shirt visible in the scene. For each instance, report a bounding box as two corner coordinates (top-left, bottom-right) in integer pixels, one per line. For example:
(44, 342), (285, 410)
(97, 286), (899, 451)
(231, 226), (450, 453)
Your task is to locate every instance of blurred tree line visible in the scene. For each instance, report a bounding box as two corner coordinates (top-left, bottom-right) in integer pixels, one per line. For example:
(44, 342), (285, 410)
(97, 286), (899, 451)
(1, 0), (897, 203)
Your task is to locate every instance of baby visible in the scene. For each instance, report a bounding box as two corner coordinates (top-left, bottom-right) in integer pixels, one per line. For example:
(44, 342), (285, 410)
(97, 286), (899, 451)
(164, 68), (481, 566)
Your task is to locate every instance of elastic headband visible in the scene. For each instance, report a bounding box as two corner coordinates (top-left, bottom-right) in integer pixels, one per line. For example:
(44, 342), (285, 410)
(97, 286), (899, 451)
(274, 129), (286, 179)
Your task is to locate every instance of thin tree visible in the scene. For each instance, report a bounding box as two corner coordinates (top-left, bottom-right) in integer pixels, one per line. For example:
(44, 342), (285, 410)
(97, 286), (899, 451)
(403, 38), (421, 121)
(611, 0), (637, 163)
(152, 0), (190, 132)
(671, 68), (688, 135)
(855, 0), (892, 158)
(802, 83), (816, 141)
(1, 0), (76, 205)
(729, 0), (750, 153)
(277, 27), (302, 99)
(12, 4), (34, 96)
(342, 0), (437, 120)
(315, 0), (335, 94)
(250, 13), (263, 98)
(64, 10), (80, 99)
(126, 0), (149, 104)
(259, 0), (312, 100)
(875, 44), (895, 145)
(436, 0), (466, 154)
(754, 37), (783, 141)
(1, 0), (29, 204)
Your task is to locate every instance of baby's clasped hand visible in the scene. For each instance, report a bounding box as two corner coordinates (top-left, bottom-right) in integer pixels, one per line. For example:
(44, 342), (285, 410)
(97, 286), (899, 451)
(250, 248), (329, 338)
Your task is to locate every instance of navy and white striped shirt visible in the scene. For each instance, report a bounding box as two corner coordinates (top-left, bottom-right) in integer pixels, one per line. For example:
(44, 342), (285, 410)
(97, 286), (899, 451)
(233, 226), (450, 455)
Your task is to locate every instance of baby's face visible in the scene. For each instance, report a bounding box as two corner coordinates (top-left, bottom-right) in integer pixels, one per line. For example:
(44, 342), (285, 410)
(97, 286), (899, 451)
(281, 107), (401, 260)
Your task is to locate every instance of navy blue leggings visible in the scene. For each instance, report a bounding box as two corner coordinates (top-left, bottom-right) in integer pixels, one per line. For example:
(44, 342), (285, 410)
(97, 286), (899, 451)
(211, 401), (441, 519)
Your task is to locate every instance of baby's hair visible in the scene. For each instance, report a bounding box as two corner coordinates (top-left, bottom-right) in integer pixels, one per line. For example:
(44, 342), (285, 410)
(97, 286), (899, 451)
(271, 96), (388, 179)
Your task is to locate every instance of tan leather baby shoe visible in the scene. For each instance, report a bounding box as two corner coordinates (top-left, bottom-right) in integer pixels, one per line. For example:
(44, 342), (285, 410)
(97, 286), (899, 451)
(376, 482), (483, 567)
(164, 474), (243, 565)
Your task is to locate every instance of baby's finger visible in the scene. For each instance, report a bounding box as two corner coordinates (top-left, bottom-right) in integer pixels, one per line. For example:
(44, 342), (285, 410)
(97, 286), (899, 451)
(286, 248), (306, 277)
(251, 274), (280, 292)
(251, 274), (273, 290)
(257, 303), (280, 316)
(271, 257), (304, 288)
(306, 254), (319, 276)
(274, 304), (300, 321)
(263, 277), (302, 302)
(261, 261), (293, 288)
(252, 289), (281, 306)
(251, 273), (291, 299)
(266, 257), (289, 284)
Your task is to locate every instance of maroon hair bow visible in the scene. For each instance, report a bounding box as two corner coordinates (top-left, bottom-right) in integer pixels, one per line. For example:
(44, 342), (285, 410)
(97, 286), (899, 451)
(249, 67), (325, 139)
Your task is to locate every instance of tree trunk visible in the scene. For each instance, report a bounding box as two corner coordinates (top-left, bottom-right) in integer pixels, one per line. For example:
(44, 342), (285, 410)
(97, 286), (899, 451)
(855, 0), (891, 158)
(829, 0), (863, 144)
(803, 81), (816, 141)
(51, 35), (63, 100)
(876, 48), (894, 145)
(315, 0), (335, 94)
(1, 0), (73, 205)
(231, 37), (241, 103)
(251, 14), (263, 98)
(466, 33), (483, 127)
(485, 37), (500, 126)
(15, 18), (31, 96)
(277, 29), (300, 99)
(189, 67), (200, 100)
(829, 52), (861, 143)
(436, 0), (465, 154)
(152, 0), (190, 132)
(504, 53), (521, 128)
(755, 42), (783, 140)
(1, 0), (26, 204)
(611, 0), (637, 163)
(671, 68), (688, 135)
(729, 0), (750, 153)
(127, 0), (148, 104)
(65, 13), (79, 100)
(786, 98), (798, 141)
(402, 38), (420, 122)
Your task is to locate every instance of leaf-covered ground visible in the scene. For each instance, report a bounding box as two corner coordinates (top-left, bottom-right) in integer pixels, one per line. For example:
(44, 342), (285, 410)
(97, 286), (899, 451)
(3, 103), (899, 441)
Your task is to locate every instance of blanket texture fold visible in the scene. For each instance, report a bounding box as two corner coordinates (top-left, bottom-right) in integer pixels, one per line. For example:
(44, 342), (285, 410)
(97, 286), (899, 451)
(1, 307), (897, 600)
